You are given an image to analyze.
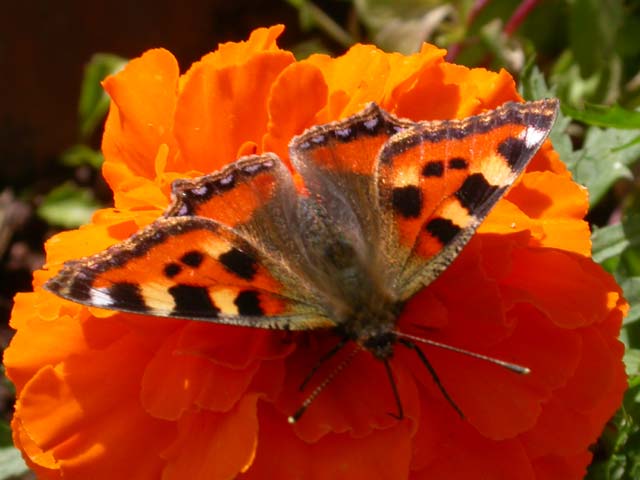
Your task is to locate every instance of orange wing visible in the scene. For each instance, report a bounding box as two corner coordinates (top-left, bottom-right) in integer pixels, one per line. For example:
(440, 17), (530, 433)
(376, 99), (559, 298)
(289, 103), (416, 254)
(166, 153), (296, 228)
(46, 154), (333, 329)
(45, 216), (332, 329)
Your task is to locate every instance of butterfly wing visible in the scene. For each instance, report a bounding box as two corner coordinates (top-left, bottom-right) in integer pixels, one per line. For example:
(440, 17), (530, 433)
(376, 99), (559, 298)
(289, 104), (415, 248)
(45, 155), (333, 329)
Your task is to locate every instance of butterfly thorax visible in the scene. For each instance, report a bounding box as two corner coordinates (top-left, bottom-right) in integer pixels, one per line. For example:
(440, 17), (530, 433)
(295, 197), (403, 359)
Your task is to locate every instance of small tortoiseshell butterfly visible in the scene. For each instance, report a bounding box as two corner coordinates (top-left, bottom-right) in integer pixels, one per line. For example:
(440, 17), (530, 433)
(45, 99), (559, 421)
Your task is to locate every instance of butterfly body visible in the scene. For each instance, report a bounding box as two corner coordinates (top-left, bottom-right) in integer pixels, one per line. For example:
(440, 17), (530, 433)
(45, 100), (558, 414)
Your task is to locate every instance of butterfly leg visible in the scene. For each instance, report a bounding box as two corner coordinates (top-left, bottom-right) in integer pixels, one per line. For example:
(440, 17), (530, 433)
(383, 358), (404, 420)
(398, 338), (464, 418)
(299, 337), (349, 391)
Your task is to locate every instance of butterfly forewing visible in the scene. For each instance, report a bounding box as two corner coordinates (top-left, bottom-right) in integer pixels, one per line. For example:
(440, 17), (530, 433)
(46, 204), (332, 329)
(376, 99), (559, 298)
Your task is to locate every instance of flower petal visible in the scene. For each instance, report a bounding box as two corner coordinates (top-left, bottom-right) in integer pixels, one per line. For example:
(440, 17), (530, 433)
(161, 395), (259, 480)
(503, 248), (622, 328)
(263, 61), (328, 163)
(174, 51), (294, 173)
(12, 333), (174, 479)
(307, 45), (391, 117)
(141, 332), (260, 419)
(102, 49), (180, 189)
(410, 396), (535, 479)
(276, 333), (420, 442)
(242, 404), (412, 480)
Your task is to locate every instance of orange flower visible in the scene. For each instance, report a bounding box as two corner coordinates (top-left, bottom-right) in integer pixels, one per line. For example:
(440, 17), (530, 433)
(5, 25), (627, 479)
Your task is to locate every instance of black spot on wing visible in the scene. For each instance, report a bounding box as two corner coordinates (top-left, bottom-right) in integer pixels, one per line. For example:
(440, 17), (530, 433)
(219, 248), (258, 280)
(392, 186), (423, 218)
(448, 157), (468, 169)
(234, 290), (264, 316)
(455, 173), (503, 214)
(422, 161), (444, 177)
(425, 218), (462, 245)
(181, 250), (204, 268)
(497, 137), (527, 169)
(164, 263), (182, 278)
(169, 284), (219, 318)
(109, 282), (149, 312)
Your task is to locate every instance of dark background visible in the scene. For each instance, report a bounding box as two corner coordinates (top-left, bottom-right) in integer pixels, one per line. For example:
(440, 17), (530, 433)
(0, 1), (306, 186)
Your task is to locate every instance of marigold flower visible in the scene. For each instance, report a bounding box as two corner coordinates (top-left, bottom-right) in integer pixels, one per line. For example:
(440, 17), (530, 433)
(5, 25), (627, 479)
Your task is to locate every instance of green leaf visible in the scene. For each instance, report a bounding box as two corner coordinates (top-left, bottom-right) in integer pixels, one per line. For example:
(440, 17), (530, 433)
(569, 0), (622, 77)
(592, 218), (640, 268)
(355, 0), (454, 54)
(60, 144), (104, 170)
(78, 53), (127, 141)
(566, 126), (640, 206)
(562, 103), (640, 129)
(0, 422), (11, 448)
(0, 446), (29, 480)
(286, 0), (354, 47)
(625, 349), (640, 380)
(37, 183), (101, 229)
(586, 377), (640, 479)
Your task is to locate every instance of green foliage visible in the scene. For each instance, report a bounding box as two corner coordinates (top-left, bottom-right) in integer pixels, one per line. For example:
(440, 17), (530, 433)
(354, 0), (455, 55)
(78, 53), (127, 141)
(568, 127), (640, 207)
(37, 182), (100, 229)
(561, 103), (640, 130)
(36, 53), (122, 230)
(0, 446), (29, 480)
(60, 144), (104, 170)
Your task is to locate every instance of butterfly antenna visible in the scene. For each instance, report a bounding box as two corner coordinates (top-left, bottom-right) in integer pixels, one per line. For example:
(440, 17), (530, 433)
(298, 338), (349, 392)
(395, 331), (530, 374)
(288, 346), (360, 424)
(398, 338), (464, 418)
(383, 358), (404, 420)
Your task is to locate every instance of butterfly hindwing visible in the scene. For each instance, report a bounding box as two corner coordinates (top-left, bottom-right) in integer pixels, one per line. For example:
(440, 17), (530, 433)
(289, 104), (415, 254)
(376, 99), (559, 298)
(166, 153), (297, 232)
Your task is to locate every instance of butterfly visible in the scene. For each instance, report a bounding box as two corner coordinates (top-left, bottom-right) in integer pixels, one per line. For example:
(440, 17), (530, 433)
(45, 99), (559, 421)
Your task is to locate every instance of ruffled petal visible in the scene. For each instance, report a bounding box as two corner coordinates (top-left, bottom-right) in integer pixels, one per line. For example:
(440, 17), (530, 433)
(242, 404), (412, 480)
(503, 248), (623, 328)
(174, 51), (294, 173)
(161, 395), (259, 480)
(263, 61), (328, 164)
(307, 44), (392, 118)
(410, 395), (535, 479)
(12, 332), (174, 479)
(276, 334), (420, 442)
(102, 49), (180, 189)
